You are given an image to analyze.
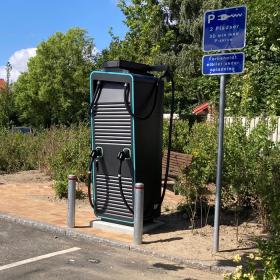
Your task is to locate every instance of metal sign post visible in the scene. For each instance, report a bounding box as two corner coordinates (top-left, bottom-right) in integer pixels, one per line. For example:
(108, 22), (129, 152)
(202, 5), (247, 253)
(213, 75), (226, 253)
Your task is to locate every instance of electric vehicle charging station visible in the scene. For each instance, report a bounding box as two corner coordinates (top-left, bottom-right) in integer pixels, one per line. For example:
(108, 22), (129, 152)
(88, 60), (173, 227)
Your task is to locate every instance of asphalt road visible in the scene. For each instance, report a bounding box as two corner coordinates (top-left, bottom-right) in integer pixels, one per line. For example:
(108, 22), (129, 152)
(0, 220), (222, 280)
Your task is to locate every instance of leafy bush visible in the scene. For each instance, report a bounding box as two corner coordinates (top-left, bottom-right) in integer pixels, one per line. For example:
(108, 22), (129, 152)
(43, 124), (90, 198)
(163, 119), (189, 152)
(0, 124), (90, 198)
(244, 121), (280, 232)
(0, 128), (41, 173)
(175, 119), (280, 232)
(174, 121), (217, 204)
(224, 238), (280, 279)
(0, 90), (16, 128)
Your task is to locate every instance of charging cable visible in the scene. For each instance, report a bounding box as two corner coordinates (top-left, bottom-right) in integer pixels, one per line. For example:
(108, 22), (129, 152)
(117, 149), (134, 214)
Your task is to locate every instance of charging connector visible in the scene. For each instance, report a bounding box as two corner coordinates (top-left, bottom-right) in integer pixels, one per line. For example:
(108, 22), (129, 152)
(87, 146), (104, 209)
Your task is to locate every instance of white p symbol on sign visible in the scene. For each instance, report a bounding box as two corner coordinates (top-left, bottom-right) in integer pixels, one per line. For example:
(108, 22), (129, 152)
(208, 14), (215, 24)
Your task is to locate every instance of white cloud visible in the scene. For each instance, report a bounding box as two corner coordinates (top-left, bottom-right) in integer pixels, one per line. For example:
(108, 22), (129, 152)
(0, 48), (37, 82)
(92, 47), (99, 56)
(0, 46), (99, 82)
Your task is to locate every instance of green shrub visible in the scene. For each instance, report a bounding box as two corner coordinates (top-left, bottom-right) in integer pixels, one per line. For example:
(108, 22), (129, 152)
(258, 238), (280, 279)
(0, 124), (90, 198)
(46, 124), (90, 198)
(53, 180), (68, 199)
(224, 238), (280, 279)
(175, 119), (280, 232)
(0, 128), (41, 173)
(174, 121), (217, 203)
(163, 119), (189, 152)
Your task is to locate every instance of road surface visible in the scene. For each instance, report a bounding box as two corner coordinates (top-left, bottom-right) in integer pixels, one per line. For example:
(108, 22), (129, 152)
(0, 220), (222, 280)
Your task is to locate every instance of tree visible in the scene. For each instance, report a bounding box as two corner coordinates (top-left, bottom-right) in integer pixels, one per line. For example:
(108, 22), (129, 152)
(101, 0), (229, 114)
(100, 0), (172, 64)
(13, 28), (96, 127)
(226, 0), (280, 116)
(101, 0), (280, 116)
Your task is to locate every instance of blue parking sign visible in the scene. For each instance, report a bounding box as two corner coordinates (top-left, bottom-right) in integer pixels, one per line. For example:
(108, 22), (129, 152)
(203, 6), (247, 51)
(202, 52), (245, 75)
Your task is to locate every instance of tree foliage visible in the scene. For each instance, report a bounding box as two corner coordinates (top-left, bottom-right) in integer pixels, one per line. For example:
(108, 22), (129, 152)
(13, 28), (96, 127)
(4, 0), (279, 127)
(100, 0), (280, 116)
(226, 0), (280, 116)
(0, 88), (14, 127)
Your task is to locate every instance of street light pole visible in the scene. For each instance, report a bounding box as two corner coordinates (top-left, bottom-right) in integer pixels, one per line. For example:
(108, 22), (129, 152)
(6, 62), (12, 94)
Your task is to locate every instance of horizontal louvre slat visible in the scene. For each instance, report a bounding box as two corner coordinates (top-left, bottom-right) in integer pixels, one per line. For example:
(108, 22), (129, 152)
(94, 119), (131, 127)
(96, 208), (133, 218)
(95, 117), (130, 121)
(96, 198), (133, 209)
(95, 142), (131, 146)
(96, 185), (133, 191)
(95, 137), (130, 144)
(95, 109), (128, 113)
(95, 141), (131, 146)
(94, 114), (129, 119)
(94, 102), (132, 145)
(95, 119), (130, 122)
(95, 133), (131, 138)
(95, 136), (131, 140)
(96, 185), (132, 193)
(97, 193), (132, 202)
(95, 128), (131, 132)
(96, 206), (133, 217)
(97, 209), (133, 218)
(96, 104), (127, 107)
(97, 194), (132, 203)
(97, 181), (132, 187)
(95, 125), (131, 129)
(97, 180), (132, 186)
(96, 176), (132, 184)
(96, 174), (132, 181)
(95, 174), (133, 219)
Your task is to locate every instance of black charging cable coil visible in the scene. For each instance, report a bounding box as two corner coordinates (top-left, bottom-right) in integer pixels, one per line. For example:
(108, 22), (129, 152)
(123, 80), (159, 120)
(117, 150), (134, 214)
(87, 148), (102, 209)
(89, 80), (102, 116)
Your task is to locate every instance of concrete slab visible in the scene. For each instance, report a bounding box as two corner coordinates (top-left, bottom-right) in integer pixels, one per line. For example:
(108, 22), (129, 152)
(90, 219), (164, 235)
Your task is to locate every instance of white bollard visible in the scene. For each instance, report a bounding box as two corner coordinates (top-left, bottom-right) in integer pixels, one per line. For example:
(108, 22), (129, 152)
(67, 175), (76, 228)
(133, 183), (144, 245)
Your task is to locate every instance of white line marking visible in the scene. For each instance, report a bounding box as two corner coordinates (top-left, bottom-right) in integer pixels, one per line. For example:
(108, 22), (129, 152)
(0, 247), (81, 272)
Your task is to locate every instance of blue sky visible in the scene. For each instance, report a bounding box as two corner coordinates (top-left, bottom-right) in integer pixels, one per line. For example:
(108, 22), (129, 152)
(0, 0), (128, 81)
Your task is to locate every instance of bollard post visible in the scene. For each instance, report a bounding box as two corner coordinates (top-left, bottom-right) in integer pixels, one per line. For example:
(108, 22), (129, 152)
(67, 175), (76, 228)
(133, 183), (144, 245)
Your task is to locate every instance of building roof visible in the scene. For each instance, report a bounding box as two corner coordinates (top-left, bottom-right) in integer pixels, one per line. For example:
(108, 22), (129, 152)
(0, 79), (6, 90)
(192, 102), (209, 115)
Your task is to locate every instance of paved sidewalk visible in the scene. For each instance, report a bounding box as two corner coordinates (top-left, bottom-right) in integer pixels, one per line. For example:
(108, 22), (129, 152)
(0, 172), (131, 243)
(0, 170), (261, 274)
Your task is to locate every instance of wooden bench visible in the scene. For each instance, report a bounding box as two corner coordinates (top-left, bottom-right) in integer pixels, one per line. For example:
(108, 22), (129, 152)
(162, 151), (192, 184)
